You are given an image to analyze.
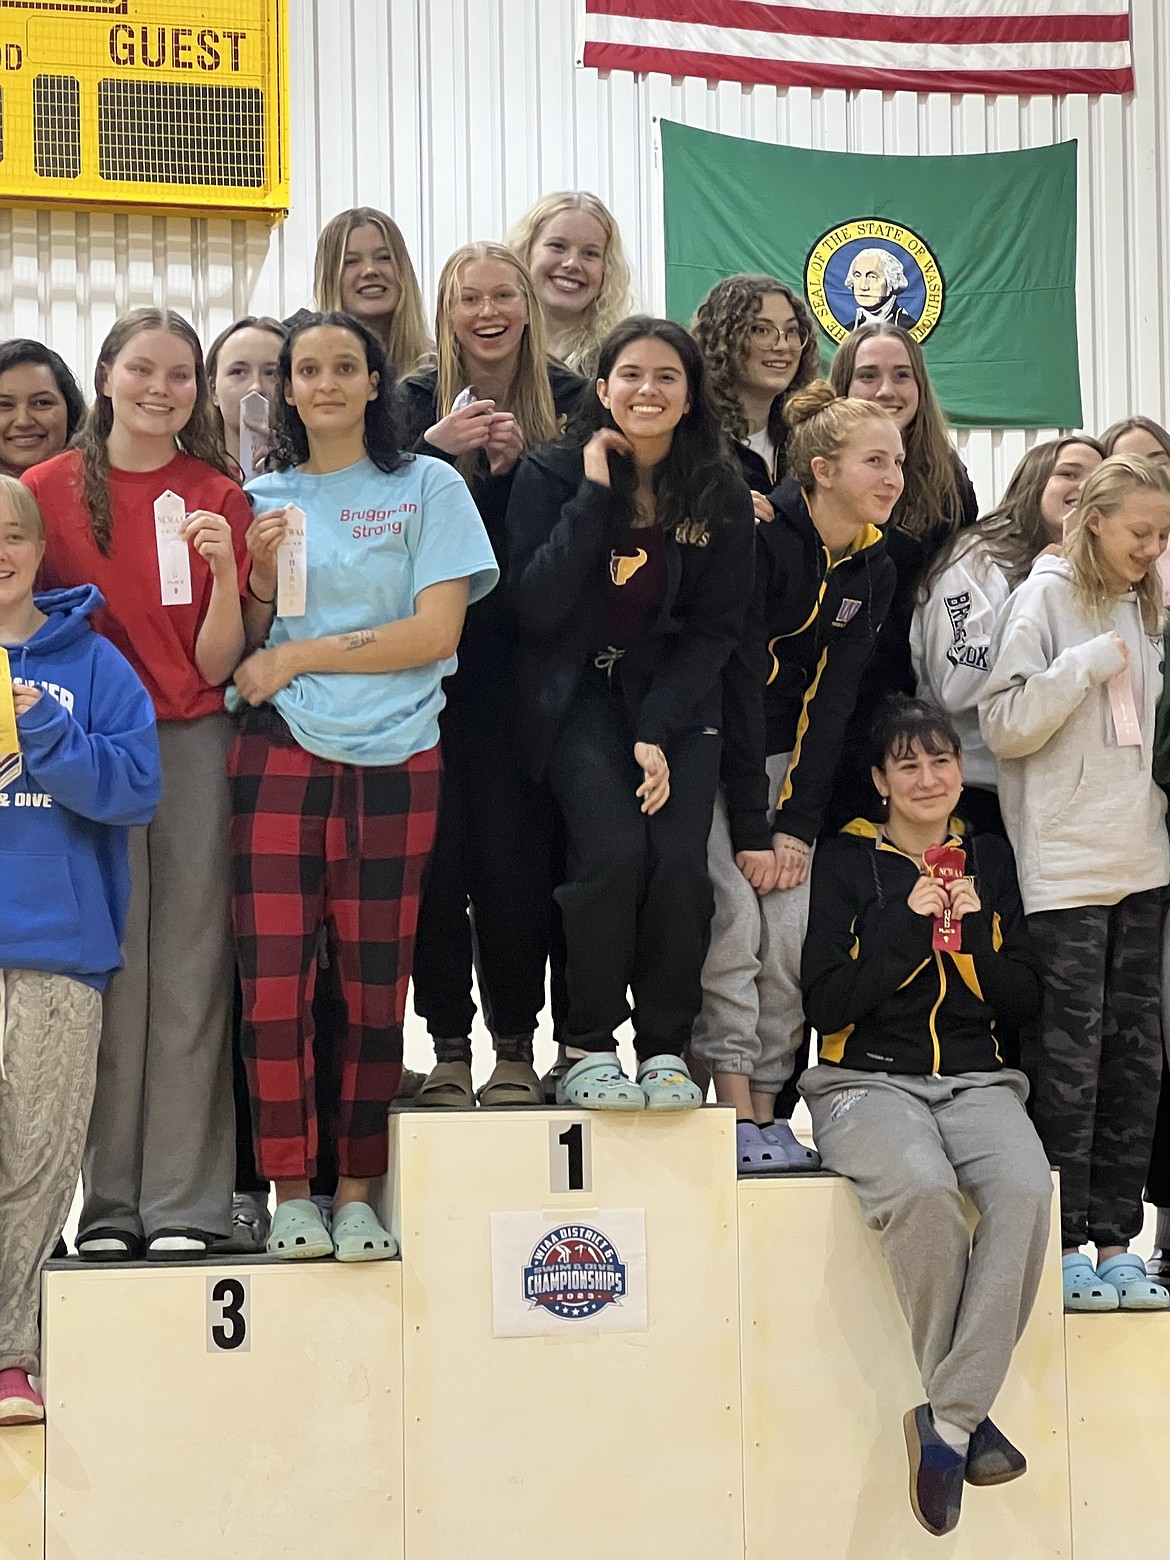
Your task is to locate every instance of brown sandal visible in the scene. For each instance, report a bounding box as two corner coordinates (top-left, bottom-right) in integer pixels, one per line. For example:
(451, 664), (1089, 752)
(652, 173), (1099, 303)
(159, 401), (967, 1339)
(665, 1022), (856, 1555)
(413, 1060), (475, 1108)
(476, 1059), (544, 1108)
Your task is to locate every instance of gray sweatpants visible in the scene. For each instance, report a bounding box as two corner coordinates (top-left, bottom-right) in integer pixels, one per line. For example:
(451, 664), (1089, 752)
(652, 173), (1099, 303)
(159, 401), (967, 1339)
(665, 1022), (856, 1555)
(80, 715), (235, 1243)
(0, 970), (102, 1374)
(691, 753), (810, 1092)
(800, 1066), (1052, 1432)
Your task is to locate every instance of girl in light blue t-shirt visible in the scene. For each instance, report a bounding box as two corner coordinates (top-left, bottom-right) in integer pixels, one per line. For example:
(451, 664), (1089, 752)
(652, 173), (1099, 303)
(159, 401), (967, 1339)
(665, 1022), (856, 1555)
(229, 310), (497, 1263)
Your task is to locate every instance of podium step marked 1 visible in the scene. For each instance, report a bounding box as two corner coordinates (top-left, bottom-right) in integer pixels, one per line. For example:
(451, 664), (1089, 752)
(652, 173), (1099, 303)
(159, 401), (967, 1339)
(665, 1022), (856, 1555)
(0, 1426), (42, 1559)
(382, 1107), (744, 1560)
(739, 1175), (1072, 1560)
(40, 1261), (405, 1560)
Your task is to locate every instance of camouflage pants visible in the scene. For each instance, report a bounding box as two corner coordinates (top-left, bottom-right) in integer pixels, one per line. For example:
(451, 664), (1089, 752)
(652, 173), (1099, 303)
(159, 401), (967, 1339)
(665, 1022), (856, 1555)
(1024, 890), (1164, 1248)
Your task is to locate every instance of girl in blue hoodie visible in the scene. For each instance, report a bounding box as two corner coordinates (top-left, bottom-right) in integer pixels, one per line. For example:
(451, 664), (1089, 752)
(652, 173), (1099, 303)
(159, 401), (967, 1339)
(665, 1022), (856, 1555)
(0, 475), (160, 1425)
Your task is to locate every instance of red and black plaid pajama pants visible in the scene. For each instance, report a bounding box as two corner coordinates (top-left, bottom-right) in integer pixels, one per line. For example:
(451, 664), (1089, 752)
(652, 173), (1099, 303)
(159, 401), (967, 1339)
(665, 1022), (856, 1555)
(229, 709), (439, 1181)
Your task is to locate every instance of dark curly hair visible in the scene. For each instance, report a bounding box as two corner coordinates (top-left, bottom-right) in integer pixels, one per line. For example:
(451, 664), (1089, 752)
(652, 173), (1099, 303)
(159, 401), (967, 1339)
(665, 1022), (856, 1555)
(569, 315), (742, 542)
(267, 311), (410, 476)
(691, 275), (820, 454)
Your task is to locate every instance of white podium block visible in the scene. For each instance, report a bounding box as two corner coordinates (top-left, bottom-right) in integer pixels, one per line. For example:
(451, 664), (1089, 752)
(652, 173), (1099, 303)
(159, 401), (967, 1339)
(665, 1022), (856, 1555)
(384, 1107), (743, 1560)
(1066, 1314), (1170, 1559)
(41, 1260), (404, 1560)
(0, 1426), (43, 1559)
(739, 1176), (1071, 1560)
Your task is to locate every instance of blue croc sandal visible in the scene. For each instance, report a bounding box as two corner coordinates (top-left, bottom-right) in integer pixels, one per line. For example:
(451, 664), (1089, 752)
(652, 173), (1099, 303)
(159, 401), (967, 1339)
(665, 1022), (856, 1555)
(556, 1053), (645, 1111)
(636, 1054), (703, 1112)
(736, 1121), (790, 1175)
(332, 1202), (398, 1263)
(267, 1199), (334, 1261)
(760, 1119), (822, 1171)
(1062, 1252), (1118, 1312)
(1095, 1253), (1170, 1311)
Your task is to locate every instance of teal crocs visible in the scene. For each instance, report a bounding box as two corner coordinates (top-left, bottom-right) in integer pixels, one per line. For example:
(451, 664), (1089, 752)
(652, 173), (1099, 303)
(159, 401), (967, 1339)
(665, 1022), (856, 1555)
(1095, 1253), (1170, 1311)
(331, 1202), (398, 1263)
(636, 1054), (704, 1112)
(267, 1198), (334, 1261)
(556, 1053), (645, 1111)
(1062, 1252), (1118, 1312)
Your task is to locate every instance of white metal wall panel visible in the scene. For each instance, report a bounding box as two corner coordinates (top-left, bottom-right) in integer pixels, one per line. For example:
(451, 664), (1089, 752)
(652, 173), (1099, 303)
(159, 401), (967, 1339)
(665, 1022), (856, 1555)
(0, 0), (1164, 507)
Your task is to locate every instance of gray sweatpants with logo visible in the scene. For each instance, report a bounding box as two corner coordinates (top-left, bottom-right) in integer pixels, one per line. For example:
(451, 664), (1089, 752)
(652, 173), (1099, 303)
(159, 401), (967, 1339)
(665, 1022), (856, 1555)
(80, 715), (235, 1244)
(800, 1066), (1053, 1432)
(691, 753), (811, 1092)
(0, 970), (102, 1374)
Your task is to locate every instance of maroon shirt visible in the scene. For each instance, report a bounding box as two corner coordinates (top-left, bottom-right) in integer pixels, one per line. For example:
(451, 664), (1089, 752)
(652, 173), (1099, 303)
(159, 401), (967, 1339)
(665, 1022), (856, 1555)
(600, 523), (667, 648)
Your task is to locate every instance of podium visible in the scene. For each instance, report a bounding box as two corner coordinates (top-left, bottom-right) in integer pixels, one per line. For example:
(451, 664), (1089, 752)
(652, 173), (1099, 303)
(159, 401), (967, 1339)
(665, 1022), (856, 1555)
(5, 1105), (1168, 1559)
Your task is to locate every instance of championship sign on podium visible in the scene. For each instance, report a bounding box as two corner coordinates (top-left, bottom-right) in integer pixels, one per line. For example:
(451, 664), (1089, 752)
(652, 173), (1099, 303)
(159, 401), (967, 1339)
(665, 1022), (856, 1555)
(0, 0), (288, 216)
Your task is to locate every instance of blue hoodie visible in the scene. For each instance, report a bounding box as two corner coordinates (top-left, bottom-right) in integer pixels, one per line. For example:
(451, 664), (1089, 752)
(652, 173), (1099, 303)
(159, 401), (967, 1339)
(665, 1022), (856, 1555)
(1, 586), (161, 990)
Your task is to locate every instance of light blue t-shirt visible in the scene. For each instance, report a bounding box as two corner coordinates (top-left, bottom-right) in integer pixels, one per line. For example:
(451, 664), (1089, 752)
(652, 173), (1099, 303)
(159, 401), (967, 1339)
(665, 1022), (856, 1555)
(242, 455), (498, 766)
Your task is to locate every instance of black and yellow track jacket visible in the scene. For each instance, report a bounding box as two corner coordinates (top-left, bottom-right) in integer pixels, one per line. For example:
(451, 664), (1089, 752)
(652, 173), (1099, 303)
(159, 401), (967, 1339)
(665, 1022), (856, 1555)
(801, 819), (1042, 1076)
(721, 477), (896, 848)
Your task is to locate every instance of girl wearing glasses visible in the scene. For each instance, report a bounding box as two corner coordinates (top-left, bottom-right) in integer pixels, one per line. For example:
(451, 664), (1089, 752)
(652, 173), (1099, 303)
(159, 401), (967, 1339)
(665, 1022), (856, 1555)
(692, 275), (819, 523)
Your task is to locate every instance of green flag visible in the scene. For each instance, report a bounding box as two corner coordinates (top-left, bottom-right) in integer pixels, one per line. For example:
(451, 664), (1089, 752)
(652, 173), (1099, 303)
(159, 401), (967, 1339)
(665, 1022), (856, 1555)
(661, 120), (1081, 430)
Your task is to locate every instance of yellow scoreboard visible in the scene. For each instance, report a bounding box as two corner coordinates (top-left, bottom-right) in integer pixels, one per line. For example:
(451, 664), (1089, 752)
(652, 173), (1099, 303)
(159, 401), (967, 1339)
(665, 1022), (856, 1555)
(0, 0), (288, 217)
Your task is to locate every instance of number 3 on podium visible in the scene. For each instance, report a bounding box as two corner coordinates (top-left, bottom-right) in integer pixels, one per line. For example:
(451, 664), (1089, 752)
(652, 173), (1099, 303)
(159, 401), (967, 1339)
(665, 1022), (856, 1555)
(549, 1120), (592, 1193)
(207, 1276), (251, 1352)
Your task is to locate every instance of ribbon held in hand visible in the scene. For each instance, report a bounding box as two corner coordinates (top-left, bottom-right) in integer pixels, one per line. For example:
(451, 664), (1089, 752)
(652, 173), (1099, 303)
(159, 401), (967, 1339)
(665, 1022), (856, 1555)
(923, 843), (967, 952)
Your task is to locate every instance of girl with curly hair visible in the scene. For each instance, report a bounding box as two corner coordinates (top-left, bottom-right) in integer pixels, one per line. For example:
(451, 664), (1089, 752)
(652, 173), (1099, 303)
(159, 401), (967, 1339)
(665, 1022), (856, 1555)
(691, 273), (819, 516)
(508, 191), (635, 377)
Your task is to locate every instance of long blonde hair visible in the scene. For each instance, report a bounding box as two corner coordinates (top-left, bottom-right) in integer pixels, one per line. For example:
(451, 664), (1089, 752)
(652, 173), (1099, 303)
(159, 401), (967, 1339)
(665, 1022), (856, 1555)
(434, 242), (558, 484)
(1065, 454), (1170, 634)
(312, 207), (432, 376)
(507, 191), (634, 376)
(785, 379), (898, 490)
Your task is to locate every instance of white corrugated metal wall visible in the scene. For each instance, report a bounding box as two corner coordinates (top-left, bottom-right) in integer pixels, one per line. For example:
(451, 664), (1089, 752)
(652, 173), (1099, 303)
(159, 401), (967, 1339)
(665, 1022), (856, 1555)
(1, 0), (1165, 507)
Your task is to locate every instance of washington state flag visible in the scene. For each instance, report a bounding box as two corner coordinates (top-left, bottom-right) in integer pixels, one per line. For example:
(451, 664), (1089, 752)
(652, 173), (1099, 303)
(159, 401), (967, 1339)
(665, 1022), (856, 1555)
(661, 120), (1081, 429)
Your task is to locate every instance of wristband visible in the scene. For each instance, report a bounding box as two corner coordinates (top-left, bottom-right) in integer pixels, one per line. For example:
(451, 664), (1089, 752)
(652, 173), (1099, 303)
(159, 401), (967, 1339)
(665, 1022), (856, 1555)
(247, 577), (276, 606)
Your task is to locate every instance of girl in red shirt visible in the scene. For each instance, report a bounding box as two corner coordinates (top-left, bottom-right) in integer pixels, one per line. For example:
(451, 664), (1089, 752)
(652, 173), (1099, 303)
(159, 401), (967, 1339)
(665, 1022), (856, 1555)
(24, 307), (254, 1260)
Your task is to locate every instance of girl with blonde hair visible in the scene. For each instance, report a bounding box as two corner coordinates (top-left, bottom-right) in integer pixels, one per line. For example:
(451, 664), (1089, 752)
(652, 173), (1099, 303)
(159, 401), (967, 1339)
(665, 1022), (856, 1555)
(981, 453), (1170, 1313)
(311, 206), (432, 374)
(508, 191), (635, 376)
(400, 242), (585, 1109)
(691, 380), (901, 1169)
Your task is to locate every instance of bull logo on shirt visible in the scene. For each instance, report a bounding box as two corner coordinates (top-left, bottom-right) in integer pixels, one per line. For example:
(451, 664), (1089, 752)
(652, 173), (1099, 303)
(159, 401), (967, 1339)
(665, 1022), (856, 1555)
(610, 548), (648, 587)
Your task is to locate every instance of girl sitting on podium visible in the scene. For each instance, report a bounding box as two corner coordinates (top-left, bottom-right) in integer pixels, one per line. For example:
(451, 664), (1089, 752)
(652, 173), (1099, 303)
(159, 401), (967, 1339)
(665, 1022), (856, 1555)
(507, 316), (755, 1109)
(801, 697), (1051, 1538)
(0, 476), (159, 1426)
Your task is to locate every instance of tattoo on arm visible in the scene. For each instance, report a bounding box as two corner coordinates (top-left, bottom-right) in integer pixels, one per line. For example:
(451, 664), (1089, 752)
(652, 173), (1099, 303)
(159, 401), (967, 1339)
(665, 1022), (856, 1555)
(342, 629), (377, 651)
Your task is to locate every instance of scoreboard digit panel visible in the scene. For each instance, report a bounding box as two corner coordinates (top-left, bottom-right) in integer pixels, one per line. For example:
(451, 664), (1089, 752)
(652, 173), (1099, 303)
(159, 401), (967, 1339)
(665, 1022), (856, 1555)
(0, 0), (288, 216)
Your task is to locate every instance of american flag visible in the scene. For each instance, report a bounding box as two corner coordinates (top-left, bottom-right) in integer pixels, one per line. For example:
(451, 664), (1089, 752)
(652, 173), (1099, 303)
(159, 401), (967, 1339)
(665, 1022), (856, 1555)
(579, 1), (1134, 96)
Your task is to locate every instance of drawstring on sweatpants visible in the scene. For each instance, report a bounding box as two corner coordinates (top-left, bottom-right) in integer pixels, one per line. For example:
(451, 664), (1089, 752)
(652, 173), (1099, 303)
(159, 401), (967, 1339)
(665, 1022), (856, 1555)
(593, 646), (625, 682)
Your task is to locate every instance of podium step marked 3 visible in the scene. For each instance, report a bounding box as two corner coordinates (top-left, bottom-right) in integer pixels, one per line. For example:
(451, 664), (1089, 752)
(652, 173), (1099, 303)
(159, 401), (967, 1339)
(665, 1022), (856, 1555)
(40, 1262), (405, 1560)
(739, 1175), (1072, 1560)
(384, 1107), (744, 1560)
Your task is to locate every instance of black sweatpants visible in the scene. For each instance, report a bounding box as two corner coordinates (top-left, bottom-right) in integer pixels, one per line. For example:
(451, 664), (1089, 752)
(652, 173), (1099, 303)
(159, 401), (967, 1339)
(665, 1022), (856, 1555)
(412, 677), (555, 1044)
(1024, 891), (1164, 1249)
(546, 670), (721, 1058)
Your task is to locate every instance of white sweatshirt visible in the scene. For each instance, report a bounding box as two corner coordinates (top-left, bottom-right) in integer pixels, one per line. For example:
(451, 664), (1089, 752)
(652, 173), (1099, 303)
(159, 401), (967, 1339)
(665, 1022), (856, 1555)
(911, 538), (1011, 789)
(978, 555), (1169, 915)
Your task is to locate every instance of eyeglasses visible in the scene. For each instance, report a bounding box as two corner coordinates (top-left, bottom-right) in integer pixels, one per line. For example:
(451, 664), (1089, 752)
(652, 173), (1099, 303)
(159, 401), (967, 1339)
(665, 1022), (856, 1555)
(749, 321), (809, 351)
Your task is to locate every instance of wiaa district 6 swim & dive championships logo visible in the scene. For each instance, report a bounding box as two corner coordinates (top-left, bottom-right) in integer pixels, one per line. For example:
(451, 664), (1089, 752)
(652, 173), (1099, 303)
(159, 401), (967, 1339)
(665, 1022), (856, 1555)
(805, 219), (945, 346)
(523, 1224), (628, 1320)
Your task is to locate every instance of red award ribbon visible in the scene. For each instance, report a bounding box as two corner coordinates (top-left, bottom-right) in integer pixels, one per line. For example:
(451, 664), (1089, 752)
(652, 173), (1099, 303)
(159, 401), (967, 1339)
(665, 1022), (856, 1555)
(923, 843), (966, 953)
